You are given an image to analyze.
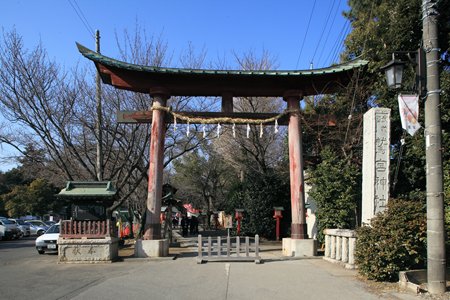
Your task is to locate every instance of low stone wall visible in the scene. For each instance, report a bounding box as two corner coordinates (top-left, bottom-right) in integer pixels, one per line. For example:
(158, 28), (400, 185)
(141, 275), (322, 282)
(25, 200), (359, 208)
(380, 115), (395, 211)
(323, 229), (356, 269)
(58, 237), (119, 263)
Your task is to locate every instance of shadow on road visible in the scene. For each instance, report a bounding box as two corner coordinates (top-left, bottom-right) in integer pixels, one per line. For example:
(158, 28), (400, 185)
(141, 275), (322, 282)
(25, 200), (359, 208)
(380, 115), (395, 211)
(0, 236), (36, 250)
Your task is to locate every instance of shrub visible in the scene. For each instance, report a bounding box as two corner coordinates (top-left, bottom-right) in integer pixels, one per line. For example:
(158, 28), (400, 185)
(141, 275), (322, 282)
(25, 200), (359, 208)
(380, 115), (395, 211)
(355, 199), (426, 281)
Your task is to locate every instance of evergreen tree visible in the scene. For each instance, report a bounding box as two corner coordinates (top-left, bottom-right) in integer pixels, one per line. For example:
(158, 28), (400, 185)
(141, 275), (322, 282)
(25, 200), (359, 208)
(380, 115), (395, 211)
(225, 170), (291, 239)
(307, 147), (360, 244)
(342, 0), (450, 199)
(1, 178), (60, 217)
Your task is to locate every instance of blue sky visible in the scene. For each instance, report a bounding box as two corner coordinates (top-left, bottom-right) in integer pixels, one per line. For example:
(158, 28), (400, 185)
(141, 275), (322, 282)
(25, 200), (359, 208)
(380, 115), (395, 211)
(0, 0), (351, 171)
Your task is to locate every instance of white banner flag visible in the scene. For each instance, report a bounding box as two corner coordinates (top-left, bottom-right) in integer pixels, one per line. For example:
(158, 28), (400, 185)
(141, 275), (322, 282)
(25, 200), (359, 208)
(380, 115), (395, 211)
(398, 94), (421, 136)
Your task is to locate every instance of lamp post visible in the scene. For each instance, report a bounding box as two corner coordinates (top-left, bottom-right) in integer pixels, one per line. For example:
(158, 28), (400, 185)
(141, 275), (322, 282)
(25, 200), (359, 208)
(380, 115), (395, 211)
(381, 0), (446, 294)
(273, 207), (284, 242)
(235, 209), (244, 236)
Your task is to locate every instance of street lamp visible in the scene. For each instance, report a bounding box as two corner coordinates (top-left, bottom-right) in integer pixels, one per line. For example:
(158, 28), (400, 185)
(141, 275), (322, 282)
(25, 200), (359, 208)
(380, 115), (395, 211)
(381, 50), (426, 94)
(381, 54), (405, 89)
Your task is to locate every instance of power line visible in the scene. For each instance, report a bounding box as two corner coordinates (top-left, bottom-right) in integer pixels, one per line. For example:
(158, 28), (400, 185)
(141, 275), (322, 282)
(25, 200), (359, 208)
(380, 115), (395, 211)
(317, 0), (343, 67)
(295, 0), (317, 69)
(332, 22), (351, 63)
(325, 19), (349, 65)
(67, 0), (96, 39)
(310, 0), (337, 66)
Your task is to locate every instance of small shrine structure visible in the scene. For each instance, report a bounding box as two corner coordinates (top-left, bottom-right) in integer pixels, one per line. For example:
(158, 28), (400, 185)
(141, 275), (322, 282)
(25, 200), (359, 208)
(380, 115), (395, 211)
(77, 43), (367, 257)
(57, 181), (119, 263)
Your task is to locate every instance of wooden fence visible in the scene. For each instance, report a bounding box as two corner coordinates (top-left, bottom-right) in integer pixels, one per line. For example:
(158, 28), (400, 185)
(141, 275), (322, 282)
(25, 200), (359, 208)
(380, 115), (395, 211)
(60, 219), (116, 239)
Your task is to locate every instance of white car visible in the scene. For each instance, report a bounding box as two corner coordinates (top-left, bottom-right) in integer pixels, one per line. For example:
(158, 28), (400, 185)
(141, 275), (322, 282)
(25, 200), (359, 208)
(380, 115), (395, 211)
(35, 223), (60, 254)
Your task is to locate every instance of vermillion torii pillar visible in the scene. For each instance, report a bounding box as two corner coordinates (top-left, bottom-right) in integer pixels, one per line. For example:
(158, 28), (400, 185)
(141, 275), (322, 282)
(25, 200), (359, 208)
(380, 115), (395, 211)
(143, 90), (169, 240)
(285, 91), (308, 240)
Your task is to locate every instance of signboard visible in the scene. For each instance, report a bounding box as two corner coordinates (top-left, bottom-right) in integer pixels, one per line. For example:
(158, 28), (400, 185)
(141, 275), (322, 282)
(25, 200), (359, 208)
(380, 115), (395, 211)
(224, 215), (233, 229)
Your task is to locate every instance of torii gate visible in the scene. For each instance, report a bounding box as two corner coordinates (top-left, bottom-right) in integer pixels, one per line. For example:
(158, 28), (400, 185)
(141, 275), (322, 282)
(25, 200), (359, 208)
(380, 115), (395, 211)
(77, 43), (367, 257)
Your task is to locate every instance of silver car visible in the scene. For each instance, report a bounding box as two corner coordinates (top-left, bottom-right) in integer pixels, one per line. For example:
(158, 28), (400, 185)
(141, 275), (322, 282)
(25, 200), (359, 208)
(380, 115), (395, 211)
(9, 219), (31, 237)
(24, 220), (49, 236)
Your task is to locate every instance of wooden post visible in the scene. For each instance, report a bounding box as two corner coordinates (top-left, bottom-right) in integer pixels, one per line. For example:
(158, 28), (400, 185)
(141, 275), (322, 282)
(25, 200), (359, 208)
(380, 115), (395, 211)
(221, 92), (233, 112)
(144, 90), (169, 240)
(285, 91), (307, 239)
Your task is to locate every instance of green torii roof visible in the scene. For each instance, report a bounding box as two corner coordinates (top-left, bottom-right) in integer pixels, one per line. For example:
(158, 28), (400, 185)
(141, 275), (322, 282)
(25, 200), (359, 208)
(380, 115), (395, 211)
(77, 43), (368, 97)
(58, 181), (117, 198)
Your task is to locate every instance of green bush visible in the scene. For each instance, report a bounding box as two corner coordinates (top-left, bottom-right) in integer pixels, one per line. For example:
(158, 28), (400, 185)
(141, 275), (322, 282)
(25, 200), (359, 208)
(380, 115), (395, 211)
(355, 199), (427, 281)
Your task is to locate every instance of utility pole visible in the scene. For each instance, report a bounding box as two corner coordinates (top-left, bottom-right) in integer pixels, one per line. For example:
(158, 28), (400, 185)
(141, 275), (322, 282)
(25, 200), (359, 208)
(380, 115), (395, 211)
(422, 0), (446, 294)
(95, 30), (103, 181)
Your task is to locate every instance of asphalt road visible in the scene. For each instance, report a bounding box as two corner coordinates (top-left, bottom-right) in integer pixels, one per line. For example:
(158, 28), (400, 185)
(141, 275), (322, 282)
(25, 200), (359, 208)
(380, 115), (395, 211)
(0, 235), (433, 300)
(0, 237), (138, 300)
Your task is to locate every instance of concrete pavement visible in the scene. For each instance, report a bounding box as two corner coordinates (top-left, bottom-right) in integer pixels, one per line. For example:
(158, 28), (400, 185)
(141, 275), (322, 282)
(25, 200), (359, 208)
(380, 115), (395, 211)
(71, 230), (421, 300)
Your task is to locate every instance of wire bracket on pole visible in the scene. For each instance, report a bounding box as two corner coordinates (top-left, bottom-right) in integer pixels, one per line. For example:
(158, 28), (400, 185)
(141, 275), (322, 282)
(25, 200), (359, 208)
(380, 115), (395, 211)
(426, 192), (444, 197)
(426, 89), (442, 96)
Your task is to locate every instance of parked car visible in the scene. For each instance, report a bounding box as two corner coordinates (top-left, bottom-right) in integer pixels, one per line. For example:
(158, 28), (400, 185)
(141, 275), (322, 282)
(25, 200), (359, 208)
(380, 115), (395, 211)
(0, 218), (21, 240)
(8, 219), (31, 237)
(25, 220), (49, 236)
(0, 217), (5, 240)
(44, 220), (56, 227)
(35, 223), (60, 254)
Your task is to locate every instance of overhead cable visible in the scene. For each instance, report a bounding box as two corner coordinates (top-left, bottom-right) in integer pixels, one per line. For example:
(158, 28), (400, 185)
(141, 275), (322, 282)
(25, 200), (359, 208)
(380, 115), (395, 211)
(295, 0), (317, 69)
(310, 0), (337, 67)
(317, 0), (343, 67)
(67, 0), (96, 39)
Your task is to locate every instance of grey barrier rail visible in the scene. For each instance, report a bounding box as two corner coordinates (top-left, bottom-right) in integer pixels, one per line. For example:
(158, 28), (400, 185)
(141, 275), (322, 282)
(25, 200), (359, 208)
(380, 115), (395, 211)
(323, 229), (357, 269)
(196, 234), (262, 264)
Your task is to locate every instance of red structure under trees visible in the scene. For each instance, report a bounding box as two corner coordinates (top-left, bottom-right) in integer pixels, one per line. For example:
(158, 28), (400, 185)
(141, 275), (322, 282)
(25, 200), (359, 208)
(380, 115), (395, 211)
(77, 43), (367, 241)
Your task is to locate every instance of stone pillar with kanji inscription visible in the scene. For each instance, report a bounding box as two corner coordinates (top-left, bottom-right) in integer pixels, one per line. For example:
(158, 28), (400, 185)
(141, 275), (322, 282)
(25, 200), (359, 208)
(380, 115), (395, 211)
(362, 108), (391, 224)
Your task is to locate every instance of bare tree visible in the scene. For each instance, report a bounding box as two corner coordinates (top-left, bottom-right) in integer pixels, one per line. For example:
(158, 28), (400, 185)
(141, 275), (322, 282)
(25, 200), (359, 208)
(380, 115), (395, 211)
(213, 49), (287, 177)
(0, 29), (210, 220)
(172, 142), (234, 211)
